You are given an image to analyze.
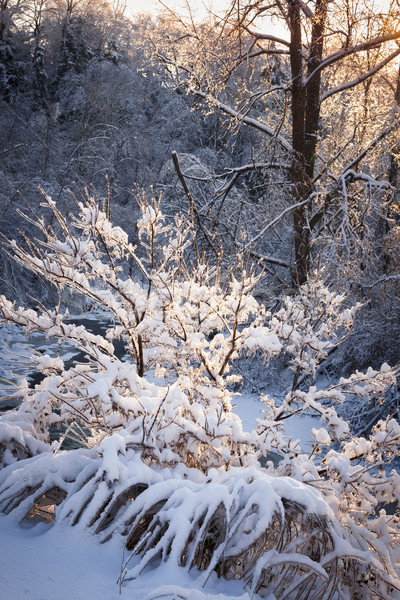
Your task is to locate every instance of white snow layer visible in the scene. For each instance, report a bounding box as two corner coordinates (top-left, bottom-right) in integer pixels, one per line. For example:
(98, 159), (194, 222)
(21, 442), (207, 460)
(0, 514), (255, 600)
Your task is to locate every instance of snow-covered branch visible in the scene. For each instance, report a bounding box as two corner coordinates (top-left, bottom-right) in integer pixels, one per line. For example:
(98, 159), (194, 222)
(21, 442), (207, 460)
(321, 48), (400, 102)
(189, 88), (293, 154)
(306, 30), (400, 86)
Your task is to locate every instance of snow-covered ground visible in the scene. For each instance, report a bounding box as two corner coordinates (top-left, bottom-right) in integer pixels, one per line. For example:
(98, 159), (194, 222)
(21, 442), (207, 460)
(0, 516), (123, 600)
(0, 511), (258, 600)
(0, 315), (318, 600)
(0, 411), (316, 600)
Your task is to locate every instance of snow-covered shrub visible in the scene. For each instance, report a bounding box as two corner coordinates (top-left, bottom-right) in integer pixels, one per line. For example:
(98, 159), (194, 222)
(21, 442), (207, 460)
(0, 190), (284, 471)
(0, 190), (399, 599)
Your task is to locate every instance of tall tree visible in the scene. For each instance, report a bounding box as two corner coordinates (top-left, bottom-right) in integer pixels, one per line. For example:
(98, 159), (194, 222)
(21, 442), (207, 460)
(155, 0), (400, 285)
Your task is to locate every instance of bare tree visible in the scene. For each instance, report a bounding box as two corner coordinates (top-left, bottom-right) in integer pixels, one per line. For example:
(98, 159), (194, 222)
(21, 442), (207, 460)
(154, 0), (400, 285)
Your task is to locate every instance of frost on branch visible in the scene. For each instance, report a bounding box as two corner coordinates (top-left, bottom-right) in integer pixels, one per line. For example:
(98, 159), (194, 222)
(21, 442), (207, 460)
(0, 190), (399, 599)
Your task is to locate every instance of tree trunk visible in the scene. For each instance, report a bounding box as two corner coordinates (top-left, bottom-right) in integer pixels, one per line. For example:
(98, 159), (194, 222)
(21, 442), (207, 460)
(289, 0), (308, 285)
(289, 0), (327, 286)
(384, 63), (400, 272)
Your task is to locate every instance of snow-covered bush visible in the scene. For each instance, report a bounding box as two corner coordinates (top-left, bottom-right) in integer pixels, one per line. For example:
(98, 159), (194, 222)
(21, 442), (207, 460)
(0, 190), (399, 599)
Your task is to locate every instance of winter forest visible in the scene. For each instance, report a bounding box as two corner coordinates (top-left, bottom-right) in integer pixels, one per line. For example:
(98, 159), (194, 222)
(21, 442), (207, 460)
(0, 0), (400, 598)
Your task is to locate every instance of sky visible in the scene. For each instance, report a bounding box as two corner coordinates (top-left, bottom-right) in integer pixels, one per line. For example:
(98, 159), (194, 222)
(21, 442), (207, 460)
(126, 0), (288, 39)
(127, 0), (232, 19)
(126, 0), (395, 42)
(127, 0), (394, 16)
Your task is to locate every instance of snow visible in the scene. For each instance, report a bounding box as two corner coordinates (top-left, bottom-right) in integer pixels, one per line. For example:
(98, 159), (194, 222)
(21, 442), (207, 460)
(312, 426), (331, 445)
(1, 265), (396, 600)
(233, 391), (317, 453)
(0, 330), (320, 600)
(0, 514), (253, 600)
(0, 515), (123, 600)
(0, 319), (317, 600)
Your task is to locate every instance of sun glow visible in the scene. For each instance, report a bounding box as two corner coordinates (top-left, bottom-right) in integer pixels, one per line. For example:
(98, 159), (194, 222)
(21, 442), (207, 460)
(126, 0), (397, 46)
(127, 0), (231, 19)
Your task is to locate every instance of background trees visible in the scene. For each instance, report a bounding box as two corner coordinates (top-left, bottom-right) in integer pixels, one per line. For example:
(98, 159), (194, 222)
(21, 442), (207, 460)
(0, 0), (399, 365)
(154, 0), (400, 283)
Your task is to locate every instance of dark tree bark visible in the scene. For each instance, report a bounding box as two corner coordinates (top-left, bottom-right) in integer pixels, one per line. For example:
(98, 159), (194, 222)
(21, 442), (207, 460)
(288, 0), (328, 284)
(288, 0), (309, 284)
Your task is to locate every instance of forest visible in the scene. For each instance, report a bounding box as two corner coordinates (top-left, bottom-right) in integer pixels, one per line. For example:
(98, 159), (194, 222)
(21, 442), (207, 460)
(0, 0), (400, 598)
